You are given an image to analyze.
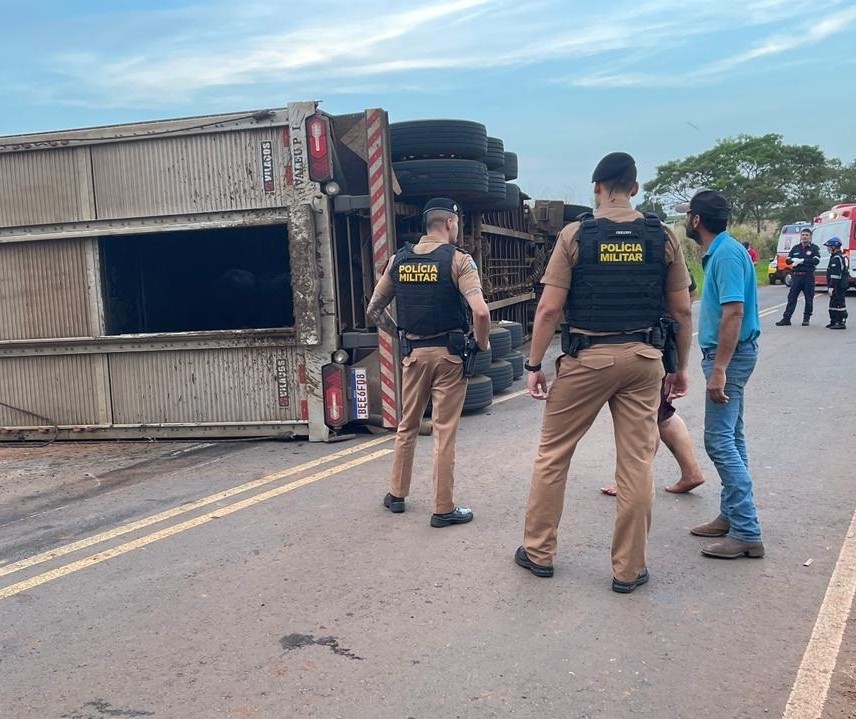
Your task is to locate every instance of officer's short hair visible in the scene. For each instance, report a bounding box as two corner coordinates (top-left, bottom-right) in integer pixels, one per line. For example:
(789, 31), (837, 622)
(425, 209), (456, 231)
(422, 197), (460, 232)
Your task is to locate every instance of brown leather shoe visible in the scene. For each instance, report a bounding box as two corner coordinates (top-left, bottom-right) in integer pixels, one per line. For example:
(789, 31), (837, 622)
(701, 537), (765, 559)
(690, 516), (730, 537)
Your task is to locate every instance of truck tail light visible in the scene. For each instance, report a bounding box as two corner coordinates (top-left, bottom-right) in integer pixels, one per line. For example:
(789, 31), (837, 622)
(321, 362), (347, 429)
(306, 115), (333, 183)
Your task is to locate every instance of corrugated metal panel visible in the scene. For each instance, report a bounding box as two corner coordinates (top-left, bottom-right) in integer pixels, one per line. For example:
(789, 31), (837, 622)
(0, 147), (90, 228)
(92, 129), (288, 220)
(0, 238), (93, 340)
(0, 354), (108, 425)
(109, 347), (301, 424)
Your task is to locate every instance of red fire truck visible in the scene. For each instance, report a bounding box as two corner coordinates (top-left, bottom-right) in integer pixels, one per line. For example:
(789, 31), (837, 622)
(812, 203), (856, 289)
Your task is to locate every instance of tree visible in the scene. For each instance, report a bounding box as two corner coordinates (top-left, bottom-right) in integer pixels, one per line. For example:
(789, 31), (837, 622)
(644, 134), (834, 234)
(634, 197), (667, 220)
(834, 160), (856, 201)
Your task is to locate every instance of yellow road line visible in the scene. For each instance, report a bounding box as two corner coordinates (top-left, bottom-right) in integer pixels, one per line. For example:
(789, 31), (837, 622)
(492, 388), (530, 405)
(782, 509), (856, 718)
(0, 435), (393, 580)
(0, 449), (392, 601)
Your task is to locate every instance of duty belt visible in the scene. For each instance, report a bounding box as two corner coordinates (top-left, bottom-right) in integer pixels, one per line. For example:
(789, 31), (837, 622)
(584, 331), (651, 346)
(408, 335), (451, 349)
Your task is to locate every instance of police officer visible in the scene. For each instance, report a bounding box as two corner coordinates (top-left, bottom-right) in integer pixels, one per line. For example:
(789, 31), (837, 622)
(776, 227), (821, 326)
(366, 197), (491, 527)
(824, 237), (849, 329)
(514, 153), (693, 592)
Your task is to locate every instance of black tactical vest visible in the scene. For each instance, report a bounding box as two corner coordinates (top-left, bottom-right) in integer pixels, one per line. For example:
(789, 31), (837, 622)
(391, 243), (469, 336)
(566, 214), (667, 332)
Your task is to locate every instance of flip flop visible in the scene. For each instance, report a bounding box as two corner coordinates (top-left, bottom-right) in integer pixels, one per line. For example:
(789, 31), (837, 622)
(600, 486), (618, 496)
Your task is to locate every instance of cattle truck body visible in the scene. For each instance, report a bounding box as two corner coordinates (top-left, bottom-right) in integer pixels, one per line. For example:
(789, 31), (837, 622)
(0, 102), (399, 441)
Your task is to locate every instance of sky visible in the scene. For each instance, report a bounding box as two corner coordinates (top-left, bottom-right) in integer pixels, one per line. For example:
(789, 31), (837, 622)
(1, 0), (854, 204)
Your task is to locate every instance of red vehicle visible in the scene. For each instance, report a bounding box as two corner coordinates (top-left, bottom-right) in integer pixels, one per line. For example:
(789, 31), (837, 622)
(812, 204), (856, 289)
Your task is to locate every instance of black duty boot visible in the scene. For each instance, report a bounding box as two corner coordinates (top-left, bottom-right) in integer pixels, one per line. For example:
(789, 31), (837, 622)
(775, 318), (791, 326)
(430, 506), (473, 527)
(801, 318), (810, 326)
(383, 493), (405, 513)
(830, 323), (846, 330)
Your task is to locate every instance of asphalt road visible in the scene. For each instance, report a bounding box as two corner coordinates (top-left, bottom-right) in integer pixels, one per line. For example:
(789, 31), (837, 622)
(1, 285), (855, 719)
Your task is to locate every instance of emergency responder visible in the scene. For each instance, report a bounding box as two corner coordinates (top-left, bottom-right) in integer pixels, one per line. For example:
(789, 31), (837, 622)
(776, 228), (821, 326)
(824, 237), (849, 329)
(366, 197), (491, 527)
(514, 152), (693, 592)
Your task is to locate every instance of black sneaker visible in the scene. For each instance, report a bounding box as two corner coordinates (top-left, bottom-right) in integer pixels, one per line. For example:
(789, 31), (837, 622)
(429, 506), (473, 527)
(775, 318), (791, 326)
(383, 493), (405, 513)
(830, 323), (846, 330)
(802, 319), (810, 326)
(514, 545), (554, 578)
(612, 568), (650, 594)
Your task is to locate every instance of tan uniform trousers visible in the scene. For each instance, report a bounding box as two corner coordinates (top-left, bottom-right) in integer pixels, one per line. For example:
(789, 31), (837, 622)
(389, 347), (467, 514)
(523, 342), (664, 582)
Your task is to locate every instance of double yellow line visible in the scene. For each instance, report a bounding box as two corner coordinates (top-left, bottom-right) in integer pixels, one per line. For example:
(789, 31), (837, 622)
(0, 437), (394, 601)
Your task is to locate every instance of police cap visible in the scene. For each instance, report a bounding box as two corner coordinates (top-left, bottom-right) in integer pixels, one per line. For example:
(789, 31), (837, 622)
(422, 197), (460, 215)
(675, 190), (731, 218)
(591, 152), (637, 183)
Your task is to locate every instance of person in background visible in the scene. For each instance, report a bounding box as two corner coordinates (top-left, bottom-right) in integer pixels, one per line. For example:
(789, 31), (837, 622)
(824, 237), (849, 330)
(742, 242), (758, 264)
(776, 228), (820, 326)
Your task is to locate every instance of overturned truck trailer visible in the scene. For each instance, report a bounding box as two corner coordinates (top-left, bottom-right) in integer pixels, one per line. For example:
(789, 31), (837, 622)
(0, 104), (544, 441)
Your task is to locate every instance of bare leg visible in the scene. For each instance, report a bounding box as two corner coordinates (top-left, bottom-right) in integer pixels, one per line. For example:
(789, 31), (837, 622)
(602, 434), (662, 496)
(661, 414), (706, 493)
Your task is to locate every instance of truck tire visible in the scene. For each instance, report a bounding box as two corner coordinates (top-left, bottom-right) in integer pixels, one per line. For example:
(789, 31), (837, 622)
(563, 203), (593, 222)
(393, 159), (489, 201)
(471, 171), (508, 208)
(488, 327), (512, 358)
(390, 120), (488, 161)
(484, 360), (514, 393)
(496, 320), (524, 348)
(485, 137), (505, 170)
(503, 152), (518, 181)
(463, 374), (493, 413)
(473, 346), (492, 374)
(494, 183), (521, 211)
(504, 350), (525, 380)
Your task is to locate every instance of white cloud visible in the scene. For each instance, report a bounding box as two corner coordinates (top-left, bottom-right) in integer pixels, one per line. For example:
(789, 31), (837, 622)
(31, 0), (855, 107)
(565, 1), (856, 89)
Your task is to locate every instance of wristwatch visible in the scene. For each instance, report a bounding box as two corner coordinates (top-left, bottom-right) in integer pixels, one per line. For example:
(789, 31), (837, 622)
(524, 360), (542, 372)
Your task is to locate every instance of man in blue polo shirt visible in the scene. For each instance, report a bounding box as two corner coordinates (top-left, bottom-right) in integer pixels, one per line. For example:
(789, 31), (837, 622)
(676, 190), (764, 560)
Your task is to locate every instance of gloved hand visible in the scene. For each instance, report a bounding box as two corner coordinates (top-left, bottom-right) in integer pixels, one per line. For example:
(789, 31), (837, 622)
(791, 257), (804, 266)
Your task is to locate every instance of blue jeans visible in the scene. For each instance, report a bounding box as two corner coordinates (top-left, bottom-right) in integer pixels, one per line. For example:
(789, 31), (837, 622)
(701, 341), (762, 543)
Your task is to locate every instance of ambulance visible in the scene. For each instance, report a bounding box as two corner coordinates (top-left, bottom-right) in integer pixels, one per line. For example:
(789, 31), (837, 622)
(811, 203), (856, 289)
